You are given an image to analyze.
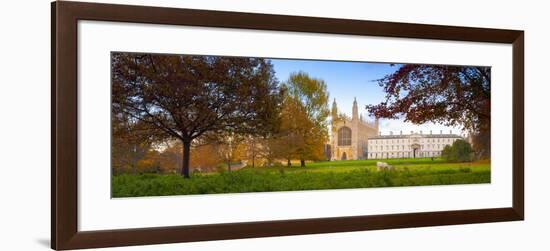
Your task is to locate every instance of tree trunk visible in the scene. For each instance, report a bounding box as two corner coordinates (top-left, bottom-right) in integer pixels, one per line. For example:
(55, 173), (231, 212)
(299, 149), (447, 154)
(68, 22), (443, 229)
(227, 160), (232, 172)
(287, 158), (291, 167)
(181, 140), (191, 178)
(300, 159), (306, 167)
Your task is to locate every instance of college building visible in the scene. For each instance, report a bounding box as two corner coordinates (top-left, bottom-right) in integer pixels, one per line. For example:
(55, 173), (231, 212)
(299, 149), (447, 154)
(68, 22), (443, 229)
(329, 98), (464, 160)
(366, 130), (462, 159)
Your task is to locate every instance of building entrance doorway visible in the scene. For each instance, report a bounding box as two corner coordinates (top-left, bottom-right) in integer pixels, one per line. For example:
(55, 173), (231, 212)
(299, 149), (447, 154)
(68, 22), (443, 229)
(341, 152), (347, 160)
(411, 144), (421, 158)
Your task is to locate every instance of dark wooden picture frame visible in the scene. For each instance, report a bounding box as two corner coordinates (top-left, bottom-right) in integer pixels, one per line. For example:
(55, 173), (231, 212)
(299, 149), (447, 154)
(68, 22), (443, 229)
(52, 1), (524, 250)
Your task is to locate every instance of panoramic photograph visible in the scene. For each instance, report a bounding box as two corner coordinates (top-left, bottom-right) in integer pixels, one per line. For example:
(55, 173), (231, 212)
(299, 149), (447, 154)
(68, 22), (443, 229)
(111, 52), (491, 197)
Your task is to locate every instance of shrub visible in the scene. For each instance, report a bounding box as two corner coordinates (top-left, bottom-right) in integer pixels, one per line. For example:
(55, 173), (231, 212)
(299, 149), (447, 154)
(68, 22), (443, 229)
(459, 167), (472, 173)
(441, 139), (473, 162)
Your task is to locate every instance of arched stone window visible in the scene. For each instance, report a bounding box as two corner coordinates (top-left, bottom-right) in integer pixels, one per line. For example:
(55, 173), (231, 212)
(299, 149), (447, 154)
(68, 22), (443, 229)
(338, 127), (352, 146)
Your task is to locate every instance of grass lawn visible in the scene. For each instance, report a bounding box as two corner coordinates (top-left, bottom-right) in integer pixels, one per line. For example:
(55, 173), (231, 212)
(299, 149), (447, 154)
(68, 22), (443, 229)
(112, 158), (490, 197)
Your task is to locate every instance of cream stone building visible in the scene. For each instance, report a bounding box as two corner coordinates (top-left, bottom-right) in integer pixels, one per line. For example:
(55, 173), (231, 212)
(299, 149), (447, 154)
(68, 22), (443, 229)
(329, 98), (379, 160)
(328, 98), (464, 160)
(367, 130), (463, 159)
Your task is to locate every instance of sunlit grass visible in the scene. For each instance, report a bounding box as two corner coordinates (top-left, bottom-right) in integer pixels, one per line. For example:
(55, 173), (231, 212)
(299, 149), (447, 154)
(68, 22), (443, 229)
(112, 158), (490, 197)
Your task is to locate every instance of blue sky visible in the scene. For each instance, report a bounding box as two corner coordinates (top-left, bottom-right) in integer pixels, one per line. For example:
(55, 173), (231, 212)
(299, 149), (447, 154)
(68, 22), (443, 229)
(271, 59), (464, 136)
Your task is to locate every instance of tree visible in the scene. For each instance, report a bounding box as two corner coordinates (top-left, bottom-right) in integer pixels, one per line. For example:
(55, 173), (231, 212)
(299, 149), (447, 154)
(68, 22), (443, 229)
(111, 112), (151, 174)
(112, 53), (282, 178)
(243, 136), (269, 168)
(366, 65), (490, 158)
(191, 145), (221, 172)
(156, 142), (181, 173)
(275, 96), (310, 166)
(136, 150), (162, 173)
(441, 139), (473, 162)
(281, 72), (330, 167)
(213, 132), (246, 172)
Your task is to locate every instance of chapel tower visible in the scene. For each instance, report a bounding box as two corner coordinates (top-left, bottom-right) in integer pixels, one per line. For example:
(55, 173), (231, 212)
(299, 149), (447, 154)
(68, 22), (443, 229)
(352, 97), (358, 121)
(330, 98), (379, 161)
(331, 98), (338, 122)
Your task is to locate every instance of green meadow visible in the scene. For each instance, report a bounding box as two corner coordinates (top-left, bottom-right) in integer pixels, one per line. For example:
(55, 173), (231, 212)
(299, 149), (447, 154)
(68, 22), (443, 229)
(112, 158), (490, 197)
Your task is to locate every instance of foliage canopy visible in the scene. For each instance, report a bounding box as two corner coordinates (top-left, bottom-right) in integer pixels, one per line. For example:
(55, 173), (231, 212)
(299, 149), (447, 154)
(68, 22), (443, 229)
(441, 139), (473, 162)
(111, 53), (282, 177)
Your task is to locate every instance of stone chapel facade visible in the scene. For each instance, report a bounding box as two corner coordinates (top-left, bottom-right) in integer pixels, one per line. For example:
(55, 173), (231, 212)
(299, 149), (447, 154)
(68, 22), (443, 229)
(330, 98), (379, 160)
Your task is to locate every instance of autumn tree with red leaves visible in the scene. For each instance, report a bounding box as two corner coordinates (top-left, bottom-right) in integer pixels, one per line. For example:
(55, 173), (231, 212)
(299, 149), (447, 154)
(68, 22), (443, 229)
(111, 52), (282, 178)
(366, 65), (491, 158)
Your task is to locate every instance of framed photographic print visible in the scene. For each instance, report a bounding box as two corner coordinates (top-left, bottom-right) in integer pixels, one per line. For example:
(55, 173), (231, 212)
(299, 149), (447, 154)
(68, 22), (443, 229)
(51, 1), (524, 250)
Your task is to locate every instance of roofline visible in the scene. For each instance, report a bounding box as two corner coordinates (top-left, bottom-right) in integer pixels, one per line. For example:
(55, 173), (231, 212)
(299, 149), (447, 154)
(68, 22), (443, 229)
(369, 134), (463, 139)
